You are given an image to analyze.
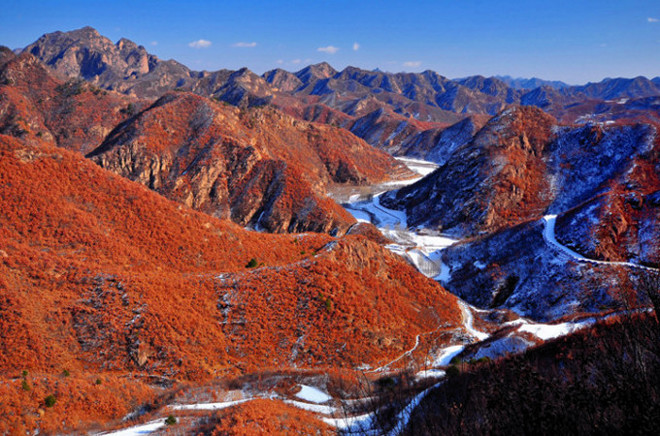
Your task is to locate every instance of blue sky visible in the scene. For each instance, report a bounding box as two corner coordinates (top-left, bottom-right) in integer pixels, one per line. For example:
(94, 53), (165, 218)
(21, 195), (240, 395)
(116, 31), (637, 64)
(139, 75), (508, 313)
(1, 0), (659, 84)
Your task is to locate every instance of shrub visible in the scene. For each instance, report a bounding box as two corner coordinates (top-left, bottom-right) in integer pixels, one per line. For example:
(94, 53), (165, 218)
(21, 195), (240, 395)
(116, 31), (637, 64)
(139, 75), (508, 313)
(165, 415), (177, 425)
(246, 258), (258, 268)
(44, 395), (56, 408)
(21, 380), (30, 391)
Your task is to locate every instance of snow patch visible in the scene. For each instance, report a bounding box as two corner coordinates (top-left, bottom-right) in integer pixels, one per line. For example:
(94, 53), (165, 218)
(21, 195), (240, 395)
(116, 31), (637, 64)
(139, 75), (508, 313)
(295, 385), (331, 404)
(518, 319), (593, 340)
(170, 399), (251, 411)
(95, 420), (166, 436)
(433, 345), (465, 366)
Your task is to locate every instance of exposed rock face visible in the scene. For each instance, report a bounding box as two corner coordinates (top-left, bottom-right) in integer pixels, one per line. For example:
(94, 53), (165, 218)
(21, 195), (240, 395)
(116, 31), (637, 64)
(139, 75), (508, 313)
(0, 49), (140, 154)
(382, 106), (656, 238)
(382, 106), (557, 237)
(87, 92), (410, 234)
(24, 26), (194, 98)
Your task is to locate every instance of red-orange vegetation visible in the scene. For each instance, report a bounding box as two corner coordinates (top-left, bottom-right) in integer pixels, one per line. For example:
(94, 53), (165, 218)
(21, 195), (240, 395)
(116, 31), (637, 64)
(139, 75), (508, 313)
(88, 91), (410, 234)
(0, 133), (461, 382)
(217, 237), (461, 372)
(485, 106), (556, 230)
(194, 399), (334, 436)
(0, 372), (156, 435)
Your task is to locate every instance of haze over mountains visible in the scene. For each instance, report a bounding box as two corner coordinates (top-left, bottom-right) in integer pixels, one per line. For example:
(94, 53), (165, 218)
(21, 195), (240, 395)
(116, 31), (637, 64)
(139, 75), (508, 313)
(3, 26), (660, 434)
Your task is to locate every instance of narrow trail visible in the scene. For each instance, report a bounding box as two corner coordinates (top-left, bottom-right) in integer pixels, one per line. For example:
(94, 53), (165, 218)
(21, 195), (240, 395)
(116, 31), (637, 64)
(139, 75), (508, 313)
(458, 301), (490, 341)
(543, 215), (659, 272)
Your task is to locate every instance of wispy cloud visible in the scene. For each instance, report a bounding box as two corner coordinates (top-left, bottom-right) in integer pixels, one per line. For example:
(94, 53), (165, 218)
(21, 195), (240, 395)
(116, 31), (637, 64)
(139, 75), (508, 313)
(318, 45), (339, 54)
(402, 61), (422, 68)
(353, 42), (360, 51)
(648, 17), (659, 22)
(291, 59), (302, 64)
(150, 41), (158, 46)
(233, 41), (257, 48)
(276, 59), (284, 65)
(188, 39), (212, 49)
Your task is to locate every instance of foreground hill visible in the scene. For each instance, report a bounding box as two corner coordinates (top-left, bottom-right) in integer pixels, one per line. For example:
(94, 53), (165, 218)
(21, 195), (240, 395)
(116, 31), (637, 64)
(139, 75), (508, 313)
(0, 133), (461, 432)
(402, 312), (660, 435)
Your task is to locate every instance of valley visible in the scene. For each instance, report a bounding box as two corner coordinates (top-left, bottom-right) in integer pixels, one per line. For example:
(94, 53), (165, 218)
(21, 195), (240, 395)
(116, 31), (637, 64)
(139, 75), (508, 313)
(1, 24), (660, 435)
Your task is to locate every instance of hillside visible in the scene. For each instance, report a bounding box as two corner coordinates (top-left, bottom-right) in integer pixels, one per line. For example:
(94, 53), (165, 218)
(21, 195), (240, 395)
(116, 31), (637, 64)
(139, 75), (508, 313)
(87, 91), (409, 234)
(401, 312), (660, 435)
(1, 47), (410, 235)
(382, 106), (656, 238)
(0, 132), (462, 432)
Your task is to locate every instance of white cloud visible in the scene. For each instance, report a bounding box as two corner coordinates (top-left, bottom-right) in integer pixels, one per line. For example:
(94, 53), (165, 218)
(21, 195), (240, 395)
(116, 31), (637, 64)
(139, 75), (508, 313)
(318, 45), (339, 54)
(150, 41), (158, 46)
(233, 42), (257, 48)
(188, 39), (212, 49)
(276, 59), (284, 65)
(353, 42), (360, 51)
(648, 17), (659, 22)
(292, 59), (302, 64)
(403, 61), (422, 68)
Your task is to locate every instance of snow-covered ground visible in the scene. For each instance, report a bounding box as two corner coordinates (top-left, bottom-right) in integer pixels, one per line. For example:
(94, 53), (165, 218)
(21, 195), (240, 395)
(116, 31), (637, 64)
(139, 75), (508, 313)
(342, 158), (457, 277)
(295, 385), (332, 403)
(95, 420), (166, 436)
(543, 214), (658, 272)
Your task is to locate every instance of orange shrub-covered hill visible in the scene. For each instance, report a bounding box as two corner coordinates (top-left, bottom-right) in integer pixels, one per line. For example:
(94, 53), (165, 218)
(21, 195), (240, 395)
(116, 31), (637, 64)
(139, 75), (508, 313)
(0, 133), (461, 379)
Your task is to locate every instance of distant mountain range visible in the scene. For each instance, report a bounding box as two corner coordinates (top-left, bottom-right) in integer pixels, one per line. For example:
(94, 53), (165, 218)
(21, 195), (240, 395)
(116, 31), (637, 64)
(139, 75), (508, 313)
(494, 75), (571, 90)
(16, 27), (660, 158)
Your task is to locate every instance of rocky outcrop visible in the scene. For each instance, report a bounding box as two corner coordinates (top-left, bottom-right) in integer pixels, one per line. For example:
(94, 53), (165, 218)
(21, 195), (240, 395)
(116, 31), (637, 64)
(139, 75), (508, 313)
(87, 91), (411, 234)
(24, 26), (194, 98)
(382, 107), (657, 238)
(0, 49), (139, 154)
(382, 106), (556, 237)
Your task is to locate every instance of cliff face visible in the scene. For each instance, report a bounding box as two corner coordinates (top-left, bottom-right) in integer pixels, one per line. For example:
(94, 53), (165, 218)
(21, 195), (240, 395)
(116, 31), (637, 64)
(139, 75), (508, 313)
(382, 106), (557, 237)
(1, 49), (411, 235)
(87, 92), (410, 234)
(382, 106), (656, 238)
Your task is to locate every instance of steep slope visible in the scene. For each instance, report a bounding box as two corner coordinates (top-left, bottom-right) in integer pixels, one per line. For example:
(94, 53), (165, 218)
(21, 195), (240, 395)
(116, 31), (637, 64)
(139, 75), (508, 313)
(0, 48), (142, 154)
(0, 133), (463, 431)
(86, 91), (409, 234)
(552, 130), (660, 266)
(382, 106), (556, 237)
(383, 107), (656, 238)
(397, 115), (490, 164)
(439, 218), (647, 320)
